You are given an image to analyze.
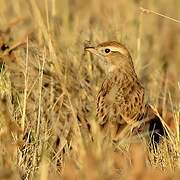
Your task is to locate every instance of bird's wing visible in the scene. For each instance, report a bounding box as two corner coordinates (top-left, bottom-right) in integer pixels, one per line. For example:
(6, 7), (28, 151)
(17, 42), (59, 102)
(114, 83), (145, 124)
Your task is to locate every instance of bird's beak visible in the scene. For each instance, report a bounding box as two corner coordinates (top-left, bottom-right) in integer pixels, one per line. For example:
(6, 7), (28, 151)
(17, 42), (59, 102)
(85, 46), (96, 53)
(84, 47), (101, 58)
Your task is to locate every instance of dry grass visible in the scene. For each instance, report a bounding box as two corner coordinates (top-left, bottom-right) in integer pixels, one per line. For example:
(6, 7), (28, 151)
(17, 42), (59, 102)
(0, 0), (180, 179)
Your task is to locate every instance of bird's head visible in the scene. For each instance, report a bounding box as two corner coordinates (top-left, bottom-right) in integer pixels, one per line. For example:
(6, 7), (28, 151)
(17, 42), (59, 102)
(84, 41), (134, 73)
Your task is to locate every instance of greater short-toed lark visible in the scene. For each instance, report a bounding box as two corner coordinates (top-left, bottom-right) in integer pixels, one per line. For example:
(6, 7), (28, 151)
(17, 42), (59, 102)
(85, 41), (165, 143)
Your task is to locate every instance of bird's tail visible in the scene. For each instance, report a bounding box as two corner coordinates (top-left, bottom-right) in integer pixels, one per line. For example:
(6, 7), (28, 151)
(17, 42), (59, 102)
(144, 104), (167, 144)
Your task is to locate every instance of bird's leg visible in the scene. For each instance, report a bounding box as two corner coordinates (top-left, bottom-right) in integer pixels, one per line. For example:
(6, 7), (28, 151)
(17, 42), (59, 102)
(131, 116), (152, 135)
(131, 122), (145, 135)
(112, 123), (131, 141)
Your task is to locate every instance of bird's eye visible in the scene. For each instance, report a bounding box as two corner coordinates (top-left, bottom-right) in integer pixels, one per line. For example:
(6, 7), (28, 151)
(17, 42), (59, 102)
(104, 48), (110, 53)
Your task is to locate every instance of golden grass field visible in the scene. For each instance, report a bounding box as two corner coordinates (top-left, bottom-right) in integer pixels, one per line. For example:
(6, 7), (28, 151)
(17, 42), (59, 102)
(0, 0), (180, 179)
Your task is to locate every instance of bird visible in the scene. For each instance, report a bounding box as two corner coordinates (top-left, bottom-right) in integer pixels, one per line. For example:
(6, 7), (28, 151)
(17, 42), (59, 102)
(84, 41), (165, 144)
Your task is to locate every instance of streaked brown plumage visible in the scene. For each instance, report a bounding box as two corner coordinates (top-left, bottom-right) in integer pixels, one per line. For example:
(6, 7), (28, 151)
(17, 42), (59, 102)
(85, 41), (165, 141)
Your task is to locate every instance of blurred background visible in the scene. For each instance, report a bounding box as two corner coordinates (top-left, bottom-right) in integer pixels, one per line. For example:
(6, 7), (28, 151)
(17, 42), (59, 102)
(0, 0), (180, 179)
